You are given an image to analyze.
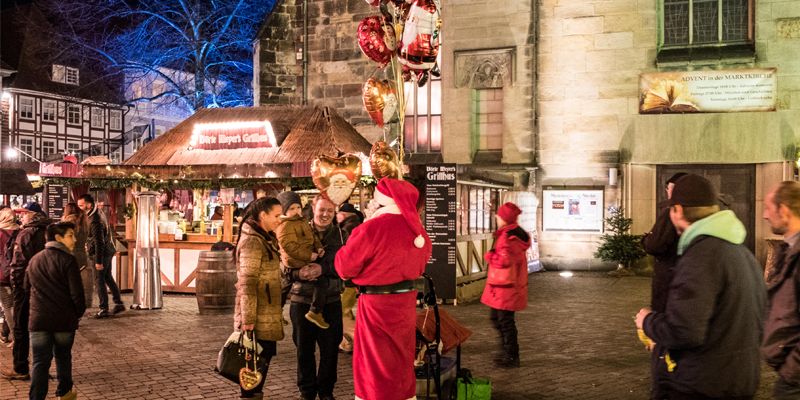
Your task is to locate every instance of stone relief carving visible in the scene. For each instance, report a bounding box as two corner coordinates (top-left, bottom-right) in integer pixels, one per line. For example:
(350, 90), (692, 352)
(455, 48), (514, 89)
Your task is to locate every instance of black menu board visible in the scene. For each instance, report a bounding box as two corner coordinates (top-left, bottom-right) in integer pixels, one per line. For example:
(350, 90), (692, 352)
(423, 163), (457, 300)
(46, 184), (69, 220)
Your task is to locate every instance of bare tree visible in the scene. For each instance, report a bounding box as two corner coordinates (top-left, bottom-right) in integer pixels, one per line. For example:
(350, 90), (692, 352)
(37, 0), (274, 111)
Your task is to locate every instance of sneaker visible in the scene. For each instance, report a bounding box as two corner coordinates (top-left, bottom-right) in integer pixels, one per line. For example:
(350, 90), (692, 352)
(304, 311), (329, 329)
(0, 367), (30, 380)
(95, 310), (110, 319)
(57, 389), (78, 400)
(112, 304), (126, 314)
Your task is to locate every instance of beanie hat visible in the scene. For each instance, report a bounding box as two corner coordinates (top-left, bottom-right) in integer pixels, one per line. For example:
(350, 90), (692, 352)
(374, 178), (428, 249)
(19, 202), (43, 215)
(276, 191), (302, 215)
(497, 202), (522, 224)
(669, 174), (718, 207)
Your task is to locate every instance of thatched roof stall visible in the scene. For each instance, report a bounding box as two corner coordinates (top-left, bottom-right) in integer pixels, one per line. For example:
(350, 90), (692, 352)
(0, 168), (35, 195)
(83, 105), (372, 181)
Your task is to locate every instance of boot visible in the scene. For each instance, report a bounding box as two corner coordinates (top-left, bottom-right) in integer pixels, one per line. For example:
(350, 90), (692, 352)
(305, 310), (330, 329)
(57, 390), (78, 400)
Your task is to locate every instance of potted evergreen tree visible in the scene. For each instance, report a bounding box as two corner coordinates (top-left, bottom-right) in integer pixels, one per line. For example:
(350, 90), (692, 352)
(594, 206), (646, 275)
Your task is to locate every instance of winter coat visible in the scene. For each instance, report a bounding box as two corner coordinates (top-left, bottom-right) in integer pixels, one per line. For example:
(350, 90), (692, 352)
(480, 223), (531, 312)
(288, 221), (345, 305)
(233, 221), (284, 341)
(10, 213), (50, 288)
(0, 228), (19, 286)
(641, 201), (679, 314)
(25, 241), (86, 332)
(62, 214), (89, 269)
(762, 236), (800, 384)
(643, 210), (766, 398)
(276, 214), (323, 269)
(86, 206), (114, 265)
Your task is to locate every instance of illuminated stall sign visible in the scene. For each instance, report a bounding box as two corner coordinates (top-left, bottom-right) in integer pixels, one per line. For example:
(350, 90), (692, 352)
(191, 121), (278, 150)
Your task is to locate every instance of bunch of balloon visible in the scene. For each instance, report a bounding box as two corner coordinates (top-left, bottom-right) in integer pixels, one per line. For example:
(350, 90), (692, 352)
(357, 0), (442, 166)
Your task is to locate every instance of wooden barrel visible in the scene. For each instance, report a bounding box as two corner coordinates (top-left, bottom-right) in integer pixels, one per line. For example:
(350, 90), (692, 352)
(196, 250), (237, 315)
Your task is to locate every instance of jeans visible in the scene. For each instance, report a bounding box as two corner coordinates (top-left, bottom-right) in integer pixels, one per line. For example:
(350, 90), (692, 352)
(775, 377), (800, 400)
(12, 283), (30, 374)
(29, 331), (75, 400)
(290, 301), (343, 398)
(490, 308), (519, 360)
(95, 255), (122, 311)
(0, 285), (13, 339)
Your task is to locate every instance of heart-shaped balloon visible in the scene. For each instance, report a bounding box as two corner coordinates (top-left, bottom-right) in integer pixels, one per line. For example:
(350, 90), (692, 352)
(357, 16), (396, 67)
(239, 367), (262, 391)
(398, 0), (441, 71)
(311, 155), (363, 206)
(369, 140), (401, 180)
(362, 78), (399, 128)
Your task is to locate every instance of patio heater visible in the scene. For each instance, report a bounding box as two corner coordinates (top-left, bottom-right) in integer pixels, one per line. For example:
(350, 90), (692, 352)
(131, 191), (163, 310)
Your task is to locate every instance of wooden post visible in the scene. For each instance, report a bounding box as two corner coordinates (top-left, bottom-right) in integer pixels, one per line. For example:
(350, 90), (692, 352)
(222, 204), (234, 243)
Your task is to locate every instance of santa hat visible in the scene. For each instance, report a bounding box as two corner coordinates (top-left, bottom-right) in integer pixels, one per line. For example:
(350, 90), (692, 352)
(374, 178), (427, 249)
(497, 202), (522, 224)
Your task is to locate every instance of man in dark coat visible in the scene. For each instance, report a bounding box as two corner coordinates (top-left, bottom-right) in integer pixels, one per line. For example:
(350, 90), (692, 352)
(641, 172), (685, 399)
(26, 222), (86, 400)
(762, 181), (800, 399)
(287, 196), (345, 400)
(78, 194), (124, 318)
(635, 174), (766, 399)
(1, 203), (49, 380)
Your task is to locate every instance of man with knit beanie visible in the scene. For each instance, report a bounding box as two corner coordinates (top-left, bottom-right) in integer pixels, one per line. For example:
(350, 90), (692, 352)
(335, 178), (432, 400)
(635, 174), (765, 399)
(481, 202), (531, 369)
(275, 191), (328, 329)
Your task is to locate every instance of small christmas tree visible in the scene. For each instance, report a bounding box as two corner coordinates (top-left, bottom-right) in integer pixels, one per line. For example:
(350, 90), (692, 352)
(594, 207), (646, 271)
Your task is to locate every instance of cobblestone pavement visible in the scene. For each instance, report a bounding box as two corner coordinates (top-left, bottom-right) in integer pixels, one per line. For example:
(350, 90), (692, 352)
(0, 272), (779, 399)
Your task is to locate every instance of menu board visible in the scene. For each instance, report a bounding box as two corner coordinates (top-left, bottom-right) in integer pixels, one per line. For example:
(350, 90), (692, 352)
(423, 163), (457, 300)
(46, 184), (69, 220)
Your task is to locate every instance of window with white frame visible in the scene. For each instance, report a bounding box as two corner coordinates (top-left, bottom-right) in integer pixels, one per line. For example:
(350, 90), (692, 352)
(472, 89), (503, 151)
(67, 142), (81, 160)
(65, 67), (79, 85)
(109, 110), (122, 130)
(19, 97), (34, 119)
(42, 140), (56, 159)
(67, 104), (81, 125)
(109, 149), (122, 164)
(19, 138), (33, 161)
(661, 0), (752, 49)
(42, 100), (57, 122)
(91, 107), (104, 128)
(52, 65), (65, 83)
(403, 75), (442, 154)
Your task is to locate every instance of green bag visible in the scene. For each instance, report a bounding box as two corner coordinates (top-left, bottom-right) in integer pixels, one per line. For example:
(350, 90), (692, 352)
(455, 370), (491, 400)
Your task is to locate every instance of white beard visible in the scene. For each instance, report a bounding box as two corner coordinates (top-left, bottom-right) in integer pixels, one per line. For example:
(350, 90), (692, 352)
(326, 175), (356, 205)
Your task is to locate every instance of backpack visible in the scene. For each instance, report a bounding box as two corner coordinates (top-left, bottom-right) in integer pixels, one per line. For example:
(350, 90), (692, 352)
(1, 229), (19, 283)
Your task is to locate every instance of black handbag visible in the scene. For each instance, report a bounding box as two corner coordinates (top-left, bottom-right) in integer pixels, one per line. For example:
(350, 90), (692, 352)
(215, 331), (268, 388)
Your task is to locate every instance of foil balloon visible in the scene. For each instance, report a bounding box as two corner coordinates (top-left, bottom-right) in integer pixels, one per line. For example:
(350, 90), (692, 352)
(357, 16), (396, 67)
(362, 78), (399, 128)
(369, 140), (401, 180)
(398, 0), (441, 71)
(364, 0), (380, 6)
(311, 155), (363, 206)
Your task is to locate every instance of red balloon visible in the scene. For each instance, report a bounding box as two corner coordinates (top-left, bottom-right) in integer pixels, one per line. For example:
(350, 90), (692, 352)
(357, 16), (396, 67)
(398, 0), (440, 71)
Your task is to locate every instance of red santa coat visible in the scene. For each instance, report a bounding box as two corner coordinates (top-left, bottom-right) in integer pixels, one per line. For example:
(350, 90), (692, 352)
(480, 223), (531, 312)
(335, 213), (432, 400)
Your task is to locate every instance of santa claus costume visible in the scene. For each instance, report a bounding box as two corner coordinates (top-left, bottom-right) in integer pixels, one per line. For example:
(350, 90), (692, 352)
(334, 178), (432, 400)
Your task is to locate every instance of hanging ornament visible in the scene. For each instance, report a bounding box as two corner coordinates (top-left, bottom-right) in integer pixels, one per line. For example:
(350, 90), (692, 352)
(357, 16), (396, 67)
(362, 78), (399, 128)
(398, 0), (441, 71)
(311, 155), (363, 206)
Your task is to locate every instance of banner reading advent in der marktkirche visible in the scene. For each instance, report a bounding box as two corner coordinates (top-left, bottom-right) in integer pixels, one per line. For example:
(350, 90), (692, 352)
(424, 163), (457, 300)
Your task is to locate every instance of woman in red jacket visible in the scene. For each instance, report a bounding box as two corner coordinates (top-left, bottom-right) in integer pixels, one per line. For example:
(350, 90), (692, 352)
(481, 202), (531, 368)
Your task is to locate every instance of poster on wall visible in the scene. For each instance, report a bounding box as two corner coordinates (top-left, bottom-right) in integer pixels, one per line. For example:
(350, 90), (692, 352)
(542, 189), (604, 233)
(639, 68), (776, 114)
(423, 163), (457, 300)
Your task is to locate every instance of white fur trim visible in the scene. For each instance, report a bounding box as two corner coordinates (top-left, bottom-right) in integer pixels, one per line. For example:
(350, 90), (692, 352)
(414, 234), (425, 248)
(373, 188), (396, 207)
(367, 204), (401, 220)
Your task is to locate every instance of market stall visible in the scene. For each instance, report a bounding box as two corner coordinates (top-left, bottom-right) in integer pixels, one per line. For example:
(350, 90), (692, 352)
(79, 105), (372, 293)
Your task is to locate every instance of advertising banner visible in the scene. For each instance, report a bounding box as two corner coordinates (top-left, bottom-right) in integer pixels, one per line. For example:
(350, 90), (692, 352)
(639, 68), (776, 114)
(192, 121), (277, 150)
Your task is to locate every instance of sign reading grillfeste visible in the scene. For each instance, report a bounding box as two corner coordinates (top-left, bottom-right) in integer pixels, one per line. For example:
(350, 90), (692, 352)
(190, 121), (278, 150)
(639, 68), (776, 114)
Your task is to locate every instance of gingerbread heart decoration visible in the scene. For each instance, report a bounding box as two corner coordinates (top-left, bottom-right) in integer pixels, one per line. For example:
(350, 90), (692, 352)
(369, 140), (401, 180)
(239, 367), (262, 391)
(311, 154), (363, 206)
